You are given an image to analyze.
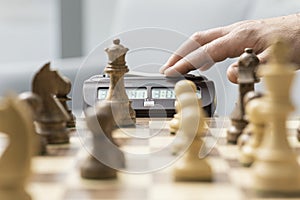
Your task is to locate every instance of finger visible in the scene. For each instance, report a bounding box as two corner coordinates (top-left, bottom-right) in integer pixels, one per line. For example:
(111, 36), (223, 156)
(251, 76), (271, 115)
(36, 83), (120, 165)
(226, 62), (239, 84)
(165, 33), (243, 76)
(255, 48), (270, 78)
(256, 47), (270, 65)
(226, 48), (270, 84)
(164, 46), (214, 76)
(160, 27), (228, 73)
(204, 34), (247, 63)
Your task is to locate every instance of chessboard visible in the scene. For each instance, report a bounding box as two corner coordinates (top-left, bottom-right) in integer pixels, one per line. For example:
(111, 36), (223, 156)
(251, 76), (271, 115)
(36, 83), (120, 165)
(2, 117), (299, 200)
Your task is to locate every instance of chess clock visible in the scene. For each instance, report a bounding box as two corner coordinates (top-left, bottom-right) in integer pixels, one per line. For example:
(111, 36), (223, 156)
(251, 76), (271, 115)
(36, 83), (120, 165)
(83, 73), (216, 117)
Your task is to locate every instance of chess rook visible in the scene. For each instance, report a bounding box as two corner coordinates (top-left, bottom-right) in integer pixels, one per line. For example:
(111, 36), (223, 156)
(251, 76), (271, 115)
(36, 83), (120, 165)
(32, 63), (70, 144)
(104, 39), (136, 127)
(227, 48), (259, 144)
(252, 38), (300, 193)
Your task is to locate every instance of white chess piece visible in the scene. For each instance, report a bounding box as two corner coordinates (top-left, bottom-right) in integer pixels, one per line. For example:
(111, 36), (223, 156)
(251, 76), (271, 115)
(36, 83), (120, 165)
(173, 80), (212, 181)
(251, 39), (300, 193)
(171, 81), (197, 155)
(0, 95), (35, 200)
(169, 100), (180, 135)
(239, 97), (266, 166)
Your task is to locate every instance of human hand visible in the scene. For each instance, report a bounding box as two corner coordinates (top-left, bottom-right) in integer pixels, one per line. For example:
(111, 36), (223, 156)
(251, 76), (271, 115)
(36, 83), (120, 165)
(160, 14), (300, 83)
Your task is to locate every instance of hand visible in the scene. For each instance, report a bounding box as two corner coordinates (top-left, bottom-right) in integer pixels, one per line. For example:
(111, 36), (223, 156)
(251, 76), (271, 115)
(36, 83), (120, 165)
(160, 14), (300, 83)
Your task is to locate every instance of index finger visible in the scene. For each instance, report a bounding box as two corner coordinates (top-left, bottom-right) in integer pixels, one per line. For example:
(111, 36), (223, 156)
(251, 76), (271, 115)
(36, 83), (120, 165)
(160, 27), (228, 73)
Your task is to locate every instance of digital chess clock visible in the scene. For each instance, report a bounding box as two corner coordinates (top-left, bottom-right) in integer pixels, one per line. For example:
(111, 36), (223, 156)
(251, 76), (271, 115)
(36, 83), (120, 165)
(83, 73), (216, 117)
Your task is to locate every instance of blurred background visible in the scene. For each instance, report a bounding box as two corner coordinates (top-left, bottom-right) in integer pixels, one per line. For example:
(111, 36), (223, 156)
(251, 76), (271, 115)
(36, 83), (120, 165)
(0, 0), (299, 116)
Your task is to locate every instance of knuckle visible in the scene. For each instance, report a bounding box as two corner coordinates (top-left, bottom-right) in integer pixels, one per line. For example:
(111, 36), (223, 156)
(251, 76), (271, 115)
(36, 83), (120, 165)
(190, 32), (201, 41)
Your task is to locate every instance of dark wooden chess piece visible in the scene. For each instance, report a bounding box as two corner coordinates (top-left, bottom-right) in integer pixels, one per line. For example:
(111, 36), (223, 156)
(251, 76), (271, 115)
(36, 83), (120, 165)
(32, 62), (70, 144)
(80, 101), (125, 179)
(104, 39), (136, 127)
(19, 92), (47, 155)
(56, 75), (76, 128)
(227, 48), (259, 144)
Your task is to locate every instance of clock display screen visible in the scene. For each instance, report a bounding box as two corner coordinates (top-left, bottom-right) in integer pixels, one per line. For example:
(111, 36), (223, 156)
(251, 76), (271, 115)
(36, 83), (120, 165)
(151, 88), (201, 99)
(97, 87), (147, 100)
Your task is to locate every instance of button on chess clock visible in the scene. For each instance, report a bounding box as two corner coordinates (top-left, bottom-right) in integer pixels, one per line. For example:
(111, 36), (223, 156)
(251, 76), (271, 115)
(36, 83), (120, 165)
(83, 73), (216, 117)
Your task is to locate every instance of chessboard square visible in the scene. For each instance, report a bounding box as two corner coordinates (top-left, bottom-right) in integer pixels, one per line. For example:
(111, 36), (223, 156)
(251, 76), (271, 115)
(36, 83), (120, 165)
(149, 119), (169, 130)
(121, 145), (150, 154)
(64, 187), (147, 200)
(32, 156), (76, 174)
(208, 157), (230, 175)
(149, 136), (174, 151)
(148, 183), (244, 200)
(28, 183), (65, 200)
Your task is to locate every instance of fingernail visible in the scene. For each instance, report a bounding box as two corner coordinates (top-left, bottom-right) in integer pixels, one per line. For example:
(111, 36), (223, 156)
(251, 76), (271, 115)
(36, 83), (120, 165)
(159, 64), (168, 74)
(164, 67), (180, 77)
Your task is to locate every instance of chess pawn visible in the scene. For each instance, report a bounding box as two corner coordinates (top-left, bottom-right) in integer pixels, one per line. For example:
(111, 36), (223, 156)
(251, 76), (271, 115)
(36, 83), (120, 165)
(237, 91), (264, 149)
(19, 92), (47, 155)
(252, 39), (300, 193)
(56, 76), (76, 128)
(173, 80), (212, 181)
(81, 101), (125, 179)
(227, 48), (259, 144)
(104, 39), (136, 126)
(239, 94), (265, 167)
(169, 100), (180, 135)
(171, 80), (197, 155)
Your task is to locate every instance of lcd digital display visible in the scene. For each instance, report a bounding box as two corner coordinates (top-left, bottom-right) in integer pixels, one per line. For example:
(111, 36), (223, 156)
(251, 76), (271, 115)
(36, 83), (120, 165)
(97, 87), (147, 100)
(151, 88), (201, 99)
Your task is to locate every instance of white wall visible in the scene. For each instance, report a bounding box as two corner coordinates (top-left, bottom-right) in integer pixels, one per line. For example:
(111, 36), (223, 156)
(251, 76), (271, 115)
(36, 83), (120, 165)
(82, 0), (300, 116)
(0, 0), (59, 63)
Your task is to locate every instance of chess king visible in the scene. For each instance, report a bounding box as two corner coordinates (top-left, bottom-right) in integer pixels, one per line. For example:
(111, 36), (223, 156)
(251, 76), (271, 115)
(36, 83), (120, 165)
(104, 39), (136, 127)
(251, 38), (300, 193)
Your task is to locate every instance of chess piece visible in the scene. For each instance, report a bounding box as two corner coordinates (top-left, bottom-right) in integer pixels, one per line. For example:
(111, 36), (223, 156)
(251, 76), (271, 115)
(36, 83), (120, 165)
(297, 121), (300, 141)
(239, 92), (265, 167)
(56, 75), (76, 128)
(19, 92), (47, 155)
(169, 100), (180, 135)
(171, 80), (198, 155)
(252, 38), (300, 193)
(173, 80), (212, 181)
(227, 48), (259, 144)
(237, 92), (263, 148)
(170, 99), (208, 136)
(32, 63), (70, 144)
(0, 95), (35, 200)
(104, 39), (136, 126)
(80, 101), (125, 179)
